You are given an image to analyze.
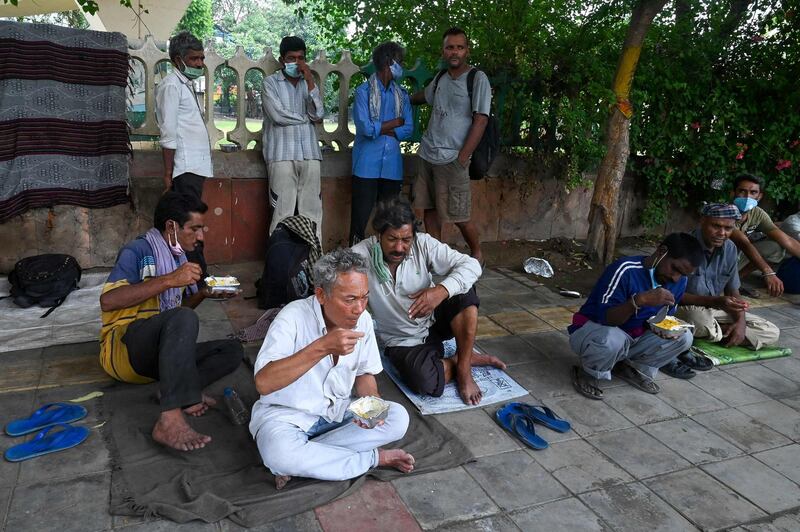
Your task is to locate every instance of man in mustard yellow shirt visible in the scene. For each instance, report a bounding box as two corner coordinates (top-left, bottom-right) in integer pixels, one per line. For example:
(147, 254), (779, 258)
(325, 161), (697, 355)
(99, 192), (242, 452)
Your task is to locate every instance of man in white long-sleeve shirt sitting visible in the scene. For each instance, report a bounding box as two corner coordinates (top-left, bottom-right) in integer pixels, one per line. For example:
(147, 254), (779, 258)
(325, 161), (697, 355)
(352, 199), (505, 406)
(250, 249), (414, 488)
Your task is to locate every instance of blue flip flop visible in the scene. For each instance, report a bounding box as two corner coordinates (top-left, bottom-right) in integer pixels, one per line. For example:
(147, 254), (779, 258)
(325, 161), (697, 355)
(507, 403), (571, 433)
(5, 402), (88, 437)
(4, 423), (89, 462)
(495, 404), (548, 450)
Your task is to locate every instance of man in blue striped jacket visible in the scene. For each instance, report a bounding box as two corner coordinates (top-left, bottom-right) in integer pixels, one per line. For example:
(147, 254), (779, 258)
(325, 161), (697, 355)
(568, 233), (704, 400)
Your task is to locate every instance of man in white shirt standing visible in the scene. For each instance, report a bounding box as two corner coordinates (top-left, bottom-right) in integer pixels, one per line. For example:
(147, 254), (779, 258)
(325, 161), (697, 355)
(251, 249), (414, 489)
(261, 36), (325, 238)
(155, 30), (213, 277)
(351, 199), (505, 406)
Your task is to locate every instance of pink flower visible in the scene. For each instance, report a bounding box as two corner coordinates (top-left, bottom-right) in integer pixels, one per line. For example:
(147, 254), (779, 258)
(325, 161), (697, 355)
(736, 152), (745, 160)
(790, 140), (800, 149)
(690, 122), (701, 130)
(775, 159), (793, 171)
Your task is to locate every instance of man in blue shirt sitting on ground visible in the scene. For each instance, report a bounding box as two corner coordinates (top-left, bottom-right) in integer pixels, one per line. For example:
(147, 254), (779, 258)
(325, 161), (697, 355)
(568, 233), (704, 399)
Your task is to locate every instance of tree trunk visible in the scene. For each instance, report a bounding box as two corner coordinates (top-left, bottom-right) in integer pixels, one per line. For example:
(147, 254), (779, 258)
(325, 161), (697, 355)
(585, 0), (668, 265)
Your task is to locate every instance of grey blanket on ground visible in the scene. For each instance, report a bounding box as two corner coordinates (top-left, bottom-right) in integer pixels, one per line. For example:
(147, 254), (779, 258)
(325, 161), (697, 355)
(0, 272), (105, 353)
(102, 365), (472, 526)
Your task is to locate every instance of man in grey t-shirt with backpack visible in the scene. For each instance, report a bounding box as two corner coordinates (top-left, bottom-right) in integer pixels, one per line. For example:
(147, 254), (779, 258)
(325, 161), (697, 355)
(411, 27), (492, 265)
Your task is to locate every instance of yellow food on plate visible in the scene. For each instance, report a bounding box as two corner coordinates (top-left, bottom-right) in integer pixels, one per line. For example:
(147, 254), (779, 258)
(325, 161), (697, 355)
(349, 396), (389, 419)
(653, 317), (684, 330)
(205, 276), (240, 287)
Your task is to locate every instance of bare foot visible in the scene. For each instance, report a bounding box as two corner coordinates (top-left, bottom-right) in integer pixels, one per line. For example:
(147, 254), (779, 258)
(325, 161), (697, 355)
(151, 409), (211, 451)
(274, 475), (291, 490)
(155, 392), (217, 417)
(378, 448), (415, 473)
(457, 369), (483, 405)
(471, 351), (506, 370)
(183, 394), (217, 417)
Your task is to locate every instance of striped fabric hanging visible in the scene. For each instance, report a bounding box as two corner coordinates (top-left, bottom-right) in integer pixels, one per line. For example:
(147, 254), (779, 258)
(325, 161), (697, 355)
(0, 21), (132, 222)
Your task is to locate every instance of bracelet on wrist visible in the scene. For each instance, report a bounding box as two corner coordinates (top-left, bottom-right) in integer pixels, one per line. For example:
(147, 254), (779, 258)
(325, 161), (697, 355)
(630, 293), (640, 317)
(763, 271), (777, 277)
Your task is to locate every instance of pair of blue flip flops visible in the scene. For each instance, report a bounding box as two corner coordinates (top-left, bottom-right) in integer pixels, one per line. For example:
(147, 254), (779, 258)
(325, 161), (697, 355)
(495, 402), (571, 450)
(4, 403), (90, 462)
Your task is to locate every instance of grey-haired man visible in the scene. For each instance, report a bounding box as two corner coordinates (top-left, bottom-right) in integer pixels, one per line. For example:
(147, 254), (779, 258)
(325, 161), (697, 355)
(251, 249), (414, 488)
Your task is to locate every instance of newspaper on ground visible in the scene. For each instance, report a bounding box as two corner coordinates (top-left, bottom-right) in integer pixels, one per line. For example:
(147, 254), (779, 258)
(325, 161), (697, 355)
(381, 339), (528, 415)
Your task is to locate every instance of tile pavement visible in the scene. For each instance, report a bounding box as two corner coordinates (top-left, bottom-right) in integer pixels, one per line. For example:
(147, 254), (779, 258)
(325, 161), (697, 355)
(1, 267), (800, 530)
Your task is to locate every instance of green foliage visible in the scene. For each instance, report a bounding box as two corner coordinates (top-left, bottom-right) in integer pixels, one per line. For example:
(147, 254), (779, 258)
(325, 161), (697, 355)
(7, 9), (88, 28)
(213, 0), (338, 56)
(288, 0), (798, 225)
(6, 0), (797, 224)
(631, 1), (799, 225)
(176, 0), (214, 41)
(210, 0), (345, 118)
(289, 0), (630, 189)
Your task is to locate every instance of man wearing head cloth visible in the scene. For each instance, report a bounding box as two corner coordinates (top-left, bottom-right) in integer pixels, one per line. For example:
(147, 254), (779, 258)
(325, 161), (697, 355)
(664, 203), (780, 379)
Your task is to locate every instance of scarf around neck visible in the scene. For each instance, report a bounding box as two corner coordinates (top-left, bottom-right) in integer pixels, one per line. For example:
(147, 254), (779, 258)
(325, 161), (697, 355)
(143, 227), (197, 311)
(368, 73), (403, 123)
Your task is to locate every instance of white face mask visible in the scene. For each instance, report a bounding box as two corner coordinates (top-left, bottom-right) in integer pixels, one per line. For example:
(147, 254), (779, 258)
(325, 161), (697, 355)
(649, 251), (667, 288)
(283, 61), (300, 78)
(167, 221), (185, 256)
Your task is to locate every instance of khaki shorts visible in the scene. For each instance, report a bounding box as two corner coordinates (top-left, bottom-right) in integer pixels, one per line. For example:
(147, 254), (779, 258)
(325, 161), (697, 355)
(413, 159), (471, 223)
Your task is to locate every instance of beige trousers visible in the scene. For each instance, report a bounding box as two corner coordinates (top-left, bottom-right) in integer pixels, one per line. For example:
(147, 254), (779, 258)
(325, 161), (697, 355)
(267, 159), (322, 238)
(676, 306), (780, 350)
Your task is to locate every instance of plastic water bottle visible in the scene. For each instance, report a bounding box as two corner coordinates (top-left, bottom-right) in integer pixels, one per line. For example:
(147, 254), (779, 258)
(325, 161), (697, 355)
(223, 387), (249, 425)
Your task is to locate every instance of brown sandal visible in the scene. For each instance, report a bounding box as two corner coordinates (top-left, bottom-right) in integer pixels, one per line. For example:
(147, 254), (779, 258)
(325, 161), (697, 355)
(613, 362), (660, 394)
(572, 366), (603, 400)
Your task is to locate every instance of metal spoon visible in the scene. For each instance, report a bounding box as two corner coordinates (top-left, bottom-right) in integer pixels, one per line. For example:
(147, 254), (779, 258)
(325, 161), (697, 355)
(651, 305), (669, 324)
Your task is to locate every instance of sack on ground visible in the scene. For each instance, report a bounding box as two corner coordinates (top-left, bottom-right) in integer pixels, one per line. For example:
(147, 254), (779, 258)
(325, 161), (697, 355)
(8, 254), (82, 316)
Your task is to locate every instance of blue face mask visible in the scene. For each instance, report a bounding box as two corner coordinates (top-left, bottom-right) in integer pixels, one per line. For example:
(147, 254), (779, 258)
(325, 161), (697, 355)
(389, 61), (403, 80)
(734, 196), (758, 214)
(649, 252), (667, 289)
(283, 62), (300, 78)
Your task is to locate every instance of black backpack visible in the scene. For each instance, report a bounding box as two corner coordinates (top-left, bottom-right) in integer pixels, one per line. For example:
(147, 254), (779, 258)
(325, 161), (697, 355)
(433, 67), (500, 180)
(7, 254), (82, 318)
(255, 225), (313, 310)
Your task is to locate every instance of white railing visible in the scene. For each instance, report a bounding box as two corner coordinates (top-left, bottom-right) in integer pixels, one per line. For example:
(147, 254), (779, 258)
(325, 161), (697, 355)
(128, 35), (363, 151)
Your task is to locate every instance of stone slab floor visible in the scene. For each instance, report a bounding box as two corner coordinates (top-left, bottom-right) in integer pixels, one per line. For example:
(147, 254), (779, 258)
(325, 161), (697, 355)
(2, 265), (800, 531)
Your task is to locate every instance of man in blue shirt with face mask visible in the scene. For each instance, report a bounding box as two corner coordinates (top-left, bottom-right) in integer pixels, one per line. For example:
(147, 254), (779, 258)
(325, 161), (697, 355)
(568, 233), (704, 400)
(349, 41), (413, 245)
(728, 174), (800, 297)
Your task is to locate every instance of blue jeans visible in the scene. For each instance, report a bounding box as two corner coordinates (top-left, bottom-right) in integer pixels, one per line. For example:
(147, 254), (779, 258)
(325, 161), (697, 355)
(306, 411), (355, 438)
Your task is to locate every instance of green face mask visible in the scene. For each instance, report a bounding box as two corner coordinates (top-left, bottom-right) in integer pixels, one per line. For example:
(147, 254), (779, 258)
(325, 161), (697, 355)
(178, 59), (204, 80)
